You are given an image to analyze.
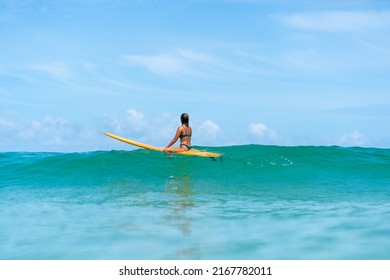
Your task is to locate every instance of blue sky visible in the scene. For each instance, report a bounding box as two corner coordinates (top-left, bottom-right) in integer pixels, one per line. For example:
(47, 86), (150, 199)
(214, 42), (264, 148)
(1, 0), (390, 151)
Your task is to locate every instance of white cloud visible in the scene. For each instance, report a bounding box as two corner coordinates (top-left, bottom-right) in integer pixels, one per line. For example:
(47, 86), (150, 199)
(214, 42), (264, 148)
(99, 114), (123, 134)
(339, 131), (365, 147)
(281, 10), (390, 33)
(18, 117), (82, 145)
(98, 108), (148, 138)
(0, 109), (381, 151)
(196, 120), (222, 145)
(249, 122), (277, 142)
(249, 123), (267, 137)
(126, 108), (146, 131)
(199, 120), (222, 137)
(0, 117), (13, 128)
(0, 112), (93, 151)
(0, 112), (19, 136)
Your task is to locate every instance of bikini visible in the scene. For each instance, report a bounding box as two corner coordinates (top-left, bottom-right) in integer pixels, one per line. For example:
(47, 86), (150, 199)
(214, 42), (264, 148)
(179, 128), (192, 150)
(180, 143), (192, 150)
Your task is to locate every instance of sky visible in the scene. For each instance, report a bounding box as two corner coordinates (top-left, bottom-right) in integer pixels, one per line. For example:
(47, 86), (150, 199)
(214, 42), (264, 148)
(1, 0), (390, 151)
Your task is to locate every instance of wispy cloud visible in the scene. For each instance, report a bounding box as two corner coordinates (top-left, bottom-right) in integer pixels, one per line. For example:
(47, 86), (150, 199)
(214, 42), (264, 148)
(121, 49), (217, 76)
(121, 49), (239, 78)
(122, 53), (187, 75)
(353, 36), (390, 56)
(30, 62), (72, 80)
(281, 48), (338, 72)
(330, 104), (390, 118)
(280, 10), (390, 33)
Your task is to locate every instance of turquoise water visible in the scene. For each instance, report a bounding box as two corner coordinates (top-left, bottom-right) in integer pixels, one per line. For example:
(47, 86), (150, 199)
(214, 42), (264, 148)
(1, 145), (389, 259)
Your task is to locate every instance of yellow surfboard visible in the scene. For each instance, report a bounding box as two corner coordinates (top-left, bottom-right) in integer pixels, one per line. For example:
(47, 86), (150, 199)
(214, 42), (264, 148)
(104, 132), (222, 158)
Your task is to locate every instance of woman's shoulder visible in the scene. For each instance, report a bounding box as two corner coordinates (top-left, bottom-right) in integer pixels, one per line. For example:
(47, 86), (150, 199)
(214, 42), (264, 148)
(177, 126), (185, 133)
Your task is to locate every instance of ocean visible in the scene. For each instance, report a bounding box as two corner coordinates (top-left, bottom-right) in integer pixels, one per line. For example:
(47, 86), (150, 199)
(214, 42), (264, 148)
(1, 145), (389, 260)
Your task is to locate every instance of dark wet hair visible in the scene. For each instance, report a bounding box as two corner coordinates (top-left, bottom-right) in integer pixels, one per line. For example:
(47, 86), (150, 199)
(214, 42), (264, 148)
(181, 113), (189, 126)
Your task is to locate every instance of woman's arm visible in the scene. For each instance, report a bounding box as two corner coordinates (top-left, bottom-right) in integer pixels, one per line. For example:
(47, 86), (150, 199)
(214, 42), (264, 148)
(164, 127), (182, 149)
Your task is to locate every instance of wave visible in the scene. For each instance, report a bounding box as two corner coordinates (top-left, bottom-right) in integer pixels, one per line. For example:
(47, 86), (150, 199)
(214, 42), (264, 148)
(1, 145), (389, 191)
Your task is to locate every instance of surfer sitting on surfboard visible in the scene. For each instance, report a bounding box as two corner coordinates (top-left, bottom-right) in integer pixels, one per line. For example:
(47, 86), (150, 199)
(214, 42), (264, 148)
(163, 113), (192, 154)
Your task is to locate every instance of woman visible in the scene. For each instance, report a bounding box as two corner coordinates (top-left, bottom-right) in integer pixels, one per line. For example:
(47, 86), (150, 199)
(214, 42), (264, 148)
(163, 113), (192, 154)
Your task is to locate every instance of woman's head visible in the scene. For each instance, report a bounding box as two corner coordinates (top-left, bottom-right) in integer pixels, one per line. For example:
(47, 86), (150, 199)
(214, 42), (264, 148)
(181, 113), (189, 126)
